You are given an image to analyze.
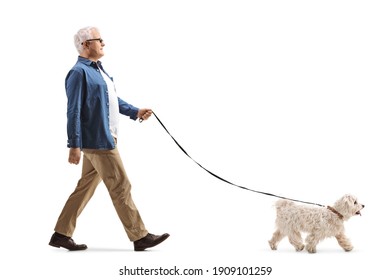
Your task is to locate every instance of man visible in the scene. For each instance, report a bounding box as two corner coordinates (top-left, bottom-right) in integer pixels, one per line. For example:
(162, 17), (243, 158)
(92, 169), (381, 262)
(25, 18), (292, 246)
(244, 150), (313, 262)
(49, 26), (169, 251)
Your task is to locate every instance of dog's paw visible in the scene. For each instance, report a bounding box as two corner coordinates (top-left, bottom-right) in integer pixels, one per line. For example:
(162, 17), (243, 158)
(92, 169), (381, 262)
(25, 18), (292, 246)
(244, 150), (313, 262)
(343, 245), (354, 252)
(295, 244), (304, 252)
(268, 241), (277, 250)
(306, 246), (317, 254)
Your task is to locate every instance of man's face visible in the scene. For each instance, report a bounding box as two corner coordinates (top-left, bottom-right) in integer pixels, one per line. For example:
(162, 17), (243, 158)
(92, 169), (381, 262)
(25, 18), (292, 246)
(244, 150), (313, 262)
(84, 29), (105, 60)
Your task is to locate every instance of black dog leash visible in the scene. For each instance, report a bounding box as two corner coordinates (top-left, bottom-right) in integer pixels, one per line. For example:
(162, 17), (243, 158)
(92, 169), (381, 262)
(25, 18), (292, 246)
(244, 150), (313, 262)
(142, 111), (325, 208)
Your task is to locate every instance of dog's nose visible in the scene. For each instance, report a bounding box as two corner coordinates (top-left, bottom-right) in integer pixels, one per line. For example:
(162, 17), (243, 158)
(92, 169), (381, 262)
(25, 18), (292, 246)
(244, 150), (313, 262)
(362, 204), (365, 208)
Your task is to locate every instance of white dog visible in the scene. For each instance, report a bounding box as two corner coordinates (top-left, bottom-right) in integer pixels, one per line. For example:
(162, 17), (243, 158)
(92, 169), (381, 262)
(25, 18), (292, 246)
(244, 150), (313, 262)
(268, 194), (364, 253)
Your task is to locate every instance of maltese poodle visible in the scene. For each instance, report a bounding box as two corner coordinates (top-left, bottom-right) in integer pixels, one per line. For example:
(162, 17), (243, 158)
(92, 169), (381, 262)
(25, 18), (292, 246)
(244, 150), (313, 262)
(268, 194), (364, 253)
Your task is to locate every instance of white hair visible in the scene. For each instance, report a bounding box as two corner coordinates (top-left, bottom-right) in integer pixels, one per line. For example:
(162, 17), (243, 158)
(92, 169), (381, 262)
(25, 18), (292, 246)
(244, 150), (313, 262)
(73, 26), (100, 54)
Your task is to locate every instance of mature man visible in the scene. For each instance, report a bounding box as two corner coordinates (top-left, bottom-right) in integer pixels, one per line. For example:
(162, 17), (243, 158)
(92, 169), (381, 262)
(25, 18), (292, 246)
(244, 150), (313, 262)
(49, 26), (169, 251)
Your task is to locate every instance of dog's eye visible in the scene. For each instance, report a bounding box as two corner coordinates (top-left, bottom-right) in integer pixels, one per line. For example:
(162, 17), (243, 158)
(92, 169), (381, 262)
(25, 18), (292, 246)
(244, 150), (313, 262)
(354, 201), (357, 205)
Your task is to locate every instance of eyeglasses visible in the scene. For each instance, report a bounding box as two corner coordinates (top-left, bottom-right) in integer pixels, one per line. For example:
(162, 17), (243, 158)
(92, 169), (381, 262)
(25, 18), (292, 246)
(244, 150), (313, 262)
(81, 38), (104, 45)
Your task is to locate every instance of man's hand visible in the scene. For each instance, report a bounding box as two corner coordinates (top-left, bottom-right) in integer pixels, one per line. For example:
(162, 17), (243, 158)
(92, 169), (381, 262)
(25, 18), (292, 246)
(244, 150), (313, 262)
(68, 148), (81, 165)
(137, 108), (153, 121)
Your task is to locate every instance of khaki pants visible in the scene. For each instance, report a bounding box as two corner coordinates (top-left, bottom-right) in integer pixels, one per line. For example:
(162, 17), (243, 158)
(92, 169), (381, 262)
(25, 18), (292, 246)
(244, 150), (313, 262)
(54, 146), (148, 241)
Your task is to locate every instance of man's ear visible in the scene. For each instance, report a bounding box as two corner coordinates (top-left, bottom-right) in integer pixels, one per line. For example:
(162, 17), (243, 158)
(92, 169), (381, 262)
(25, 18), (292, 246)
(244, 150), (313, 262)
(82, 41), (90, 49)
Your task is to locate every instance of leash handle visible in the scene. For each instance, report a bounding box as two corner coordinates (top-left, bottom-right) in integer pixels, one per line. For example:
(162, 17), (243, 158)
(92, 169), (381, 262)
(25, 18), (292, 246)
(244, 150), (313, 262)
(150, 111), (325, 208)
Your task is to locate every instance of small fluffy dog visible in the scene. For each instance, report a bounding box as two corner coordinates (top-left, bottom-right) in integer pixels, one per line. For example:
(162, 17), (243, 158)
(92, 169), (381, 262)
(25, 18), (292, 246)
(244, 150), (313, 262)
(268, 194), (364, 253)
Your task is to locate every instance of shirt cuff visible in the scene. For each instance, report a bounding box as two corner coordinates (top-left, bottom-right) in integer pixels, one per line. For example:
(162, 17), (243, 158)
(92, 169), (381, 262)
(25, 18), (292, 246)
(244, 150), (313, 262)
(67, 138), (81, 148)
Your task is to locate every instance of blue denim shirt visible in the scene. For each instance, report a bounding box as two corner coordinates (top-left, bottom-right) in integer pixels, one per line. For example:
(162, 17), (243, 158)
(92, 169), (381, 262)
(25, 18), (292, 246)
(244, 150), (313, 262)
(66, 56), (139, 149)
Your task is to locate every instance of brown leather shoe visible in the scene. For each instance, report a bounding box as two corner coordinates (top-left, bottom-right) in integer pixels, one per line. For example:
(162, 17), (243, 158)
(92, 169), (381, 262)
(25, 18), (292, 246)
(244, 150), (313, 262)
(49, 232), (88, 251)
(134, 233), (170, 251)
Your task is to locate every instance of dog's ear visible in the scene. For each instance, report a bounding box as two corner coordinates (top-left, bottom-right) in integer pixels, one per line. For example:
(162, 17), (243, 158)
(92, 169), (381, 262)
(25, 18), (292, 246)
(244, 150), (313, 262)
(343, 194), (356, 205)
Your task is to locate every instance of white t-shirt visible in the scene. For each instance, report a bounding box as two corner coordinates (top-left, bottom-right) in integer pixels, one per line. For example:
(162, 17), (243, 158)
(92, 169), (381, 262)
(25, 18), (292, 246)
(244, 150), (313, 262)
(99, 69), (120, 138)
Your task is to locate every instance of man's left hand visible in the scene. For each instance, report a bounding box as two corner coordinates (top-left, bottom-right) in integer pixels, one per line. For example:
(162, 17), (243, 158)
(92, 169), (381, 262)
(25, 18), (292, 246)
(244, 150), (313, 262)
(137, 108), (153, 121)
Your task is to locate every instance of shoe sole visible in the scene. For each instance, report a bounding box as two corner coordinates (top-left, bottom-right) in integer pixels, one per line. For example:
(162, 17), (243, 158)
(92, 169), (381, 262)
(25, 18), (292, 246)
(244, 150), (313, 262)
(48, 242), (60, 248)
(48, 242), (88, 251)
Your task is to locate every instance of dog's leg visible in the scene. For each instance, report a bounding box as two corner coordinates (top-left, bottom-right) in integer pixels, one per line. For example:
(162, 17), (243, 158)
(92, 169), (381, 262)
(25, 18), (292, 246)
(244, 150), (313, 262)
(335, 233), (353, 252)
(305, 233), (319, 253)
(268, 229), (285, 250)
(288, 231), (304, 251)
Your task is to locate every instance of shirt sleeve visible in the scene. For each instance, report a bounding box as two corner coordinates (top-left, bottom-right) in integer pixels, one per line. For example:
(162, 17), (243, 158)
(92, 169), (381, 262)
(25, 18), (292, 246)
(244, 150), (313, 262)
(118, 97), (139, 120)
(65, 69), (84, 148)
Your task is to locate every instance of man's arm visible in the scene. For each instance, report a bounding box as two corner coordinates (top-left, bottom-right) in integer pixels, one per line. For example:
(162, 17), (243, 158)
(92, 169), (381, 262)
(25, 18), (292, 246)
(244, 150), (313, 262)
(66, 69), (84, 148)
(65, 69), (84, 165)
(117, 97), (152, 121)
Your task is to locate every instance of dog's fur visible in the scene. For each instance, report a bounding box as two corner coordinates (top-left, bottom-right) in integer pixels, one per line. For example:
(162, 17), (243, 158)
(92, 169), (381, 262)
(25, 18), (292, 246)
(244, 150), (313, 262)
(268, 194), (364, 253)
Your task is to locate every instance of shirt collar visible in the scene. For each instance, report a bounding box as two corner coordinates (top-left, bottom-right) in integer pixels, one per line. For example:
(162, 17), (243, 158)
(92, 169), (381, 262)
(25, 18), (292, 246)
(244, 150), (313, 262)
(77, 56), (103, 68)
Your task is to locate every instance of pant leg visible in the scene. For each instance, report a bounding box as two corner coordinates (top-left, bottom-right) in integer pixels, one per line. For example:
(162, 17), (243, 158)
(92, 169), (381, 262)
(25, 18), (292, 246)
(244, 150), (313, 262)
(54, 154), (101, 237)
(83, 147), (148, 241)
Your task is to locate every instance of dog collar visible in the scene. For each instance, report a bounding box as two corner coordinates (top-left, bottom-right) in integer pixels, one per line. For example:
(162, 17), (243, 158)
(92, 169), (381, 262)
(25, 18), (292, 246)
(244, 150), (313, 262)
(327, 206), (343, 219)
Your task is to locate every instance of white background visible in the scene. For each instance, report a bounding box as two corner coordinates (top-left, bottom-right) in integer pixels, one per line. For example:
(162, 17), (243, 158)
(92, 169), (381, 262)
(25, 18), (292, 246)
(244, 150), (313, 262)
(1, 0), (389, 279)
